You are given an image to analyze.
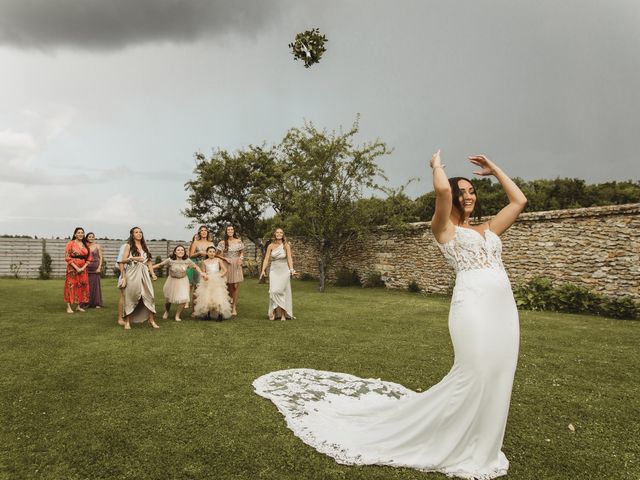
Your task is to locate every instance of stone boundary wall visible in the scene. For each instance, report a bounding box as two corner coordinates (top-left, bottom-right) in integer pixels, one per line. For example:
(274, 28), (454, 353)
(0, 239), (257, 279)
(290, 203), (640, 299)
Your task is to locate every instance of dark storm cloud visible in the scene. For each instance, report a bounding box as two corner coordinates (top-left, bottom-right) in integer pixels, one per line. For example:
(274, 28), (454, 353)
(0, 0), (289, 50)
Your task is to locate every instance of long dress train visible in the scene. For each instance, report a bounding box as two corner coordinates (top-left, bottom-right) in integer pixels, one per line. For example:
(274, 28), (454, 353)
(253, 227), (519, 479)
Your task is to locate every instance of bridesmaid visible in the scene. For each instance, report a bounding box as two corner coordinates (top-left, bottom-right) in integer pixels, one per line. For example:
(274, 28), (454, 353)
(188, 225), (214, 303)
(217, 224), (245, 316)
(153, 245), (206, 322)
(260, 228), (297, 321)
(120, 226), (159, 330)
(82, 232), (103, 309)
(64, 227), (91, 313)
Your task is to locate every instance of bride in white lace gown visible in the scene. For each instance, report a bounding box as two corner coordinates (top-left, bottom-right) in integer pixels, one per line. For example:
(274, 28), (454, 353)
(253, 152), (528, 479)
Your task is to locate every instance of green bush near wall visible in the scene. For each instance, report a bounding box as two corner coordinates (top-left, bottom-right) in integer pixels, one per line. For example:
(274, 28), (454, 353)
(154, 255), (164, 277)
(38, 252), (52, 280)
(334, 268), (361, 287)
(514, 277), (639, 320)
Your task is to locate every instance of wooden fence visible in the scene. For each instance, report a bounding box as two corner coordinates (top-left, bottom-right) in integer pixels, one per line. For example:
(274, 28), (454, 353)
(0, 239), (257, 279)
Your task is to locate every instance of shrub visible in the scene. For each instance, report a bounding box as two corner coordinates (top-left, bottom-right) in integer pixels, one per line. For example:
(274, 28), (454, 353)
(10, 261), (23, 279)
(407, 280), (421, 293)
(362, 271), (385, 288)
(154, 256), (164, 277)
(514, 277), (639, 320)
(598, 296), (639, 320)
(553, 283), (600, 314)
(298, 272), (316, 282)
(335, 268), (361, 287)
(100, 258), (108, 278)
(38, 252), (53, 280)
(514, 277), (555, 311)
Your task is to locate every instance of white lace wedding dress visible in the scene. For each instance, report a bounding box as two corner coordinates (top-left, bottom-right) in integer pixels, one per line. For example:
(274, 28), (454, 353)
(253, 226), (519, 479)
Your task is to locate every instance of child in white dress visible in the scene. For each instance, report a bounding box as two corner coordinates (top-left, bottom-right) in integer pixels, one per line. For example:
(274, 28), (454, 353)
(194, 247), (233, 321)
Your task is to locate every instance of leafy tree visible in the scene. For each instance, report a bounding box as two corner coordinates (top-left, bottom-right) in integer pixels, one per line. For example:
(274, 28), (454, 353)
(356, 188), (420, 226)
(411, 178), (640, 223)
(183, 145), (278, 245)
(272, 119), (391, 291)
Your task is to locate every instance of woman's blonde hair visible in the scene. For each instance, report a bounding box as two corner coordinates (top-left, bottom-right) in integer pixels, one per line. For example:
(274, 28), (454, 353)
(270, 228), (287, 245)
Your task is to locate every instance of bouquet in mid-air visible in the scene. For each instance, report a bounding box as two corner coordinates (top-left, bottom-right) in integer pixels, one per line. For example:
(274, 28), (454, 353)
(289, 28), (328, 68)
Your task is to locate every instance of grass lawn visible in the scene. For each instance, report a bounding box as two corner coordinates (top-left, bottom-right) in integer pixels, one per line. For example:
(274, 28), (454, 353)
(0, 277), (638, 480)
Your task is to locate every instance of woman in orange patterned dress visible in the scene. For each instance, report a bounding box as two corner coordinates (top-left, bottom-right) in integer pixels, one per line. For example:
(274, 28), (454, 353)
(64, 227), (91, 313)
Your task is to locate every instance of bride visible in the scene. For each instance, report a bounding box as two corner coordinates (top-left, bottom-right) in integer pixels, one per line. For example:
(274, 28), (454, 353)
(253, 151), (527, 479)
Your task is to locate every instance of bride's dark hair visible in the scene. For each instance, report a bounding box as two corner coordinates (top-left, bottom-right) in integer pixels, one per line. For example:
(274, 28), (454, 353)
(449, 177), (482, 223)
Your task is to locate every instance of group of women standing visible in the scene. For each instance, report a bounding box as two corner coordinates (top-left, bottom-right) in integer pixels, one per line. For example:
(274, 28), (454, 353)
(64, 228), (103, 313)
(64, 223), (298, 330)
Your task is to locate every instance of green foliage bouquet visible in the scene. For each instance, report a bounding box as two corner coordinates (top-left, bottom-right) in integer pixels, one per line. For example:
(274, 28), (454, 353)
(289, 28), (328, 68)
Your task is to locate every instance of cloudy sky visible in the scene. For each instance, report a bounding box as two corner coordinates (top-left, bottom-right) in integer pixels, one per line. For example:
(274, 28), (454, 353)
(1, 0), (638, 240)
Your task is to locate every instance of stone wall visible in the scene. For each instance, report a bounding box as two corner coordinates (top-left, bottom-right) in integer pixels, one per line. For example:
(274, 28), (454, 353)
(289, 203), (640, 299)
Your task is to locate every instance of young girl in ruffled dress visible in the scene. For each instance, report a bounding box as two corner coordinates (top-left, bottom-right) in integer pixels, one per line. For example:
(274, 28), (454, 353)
(153, 245), (206, 322)
(194, 246), (233, 321)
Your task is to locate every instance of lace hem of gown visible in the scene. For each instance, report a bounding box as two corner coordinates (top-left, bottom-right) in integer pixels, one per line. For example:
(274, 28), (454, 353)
(253, 368), (509, 480)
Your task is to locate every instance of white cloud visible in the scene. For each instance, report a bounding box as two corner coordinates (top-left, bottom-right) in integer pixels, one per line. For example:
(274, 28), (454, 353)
(90, 193), (139, 224)
(0, 128), (38, 167)
(0, 105), (76, 173)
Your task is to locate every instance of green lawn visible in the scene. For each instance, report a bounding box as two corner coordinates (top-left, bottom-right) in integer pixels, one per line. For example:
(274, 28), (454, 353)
(0, 278), (638, 480)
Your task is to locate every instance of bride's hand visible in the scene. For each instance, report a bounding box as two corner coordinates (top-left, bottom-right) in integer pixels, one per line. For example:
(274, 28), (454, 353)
(429, 149), (442, 169)
(469, 155), (497, 176)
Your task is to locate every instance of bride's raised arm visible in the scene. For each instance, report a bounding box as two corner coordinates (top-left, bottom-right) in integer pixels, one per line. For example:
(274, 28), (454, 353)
(430, 150), (455, 243)
(469, 155), (527, 236)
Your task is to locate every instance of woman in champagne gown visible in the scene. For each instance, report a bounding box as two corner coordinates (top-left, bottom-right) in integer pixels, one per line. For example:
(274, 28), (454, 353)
(260, 228), (296, 321)
(253, 152), (527, 479)
(120, 227), (159, 330)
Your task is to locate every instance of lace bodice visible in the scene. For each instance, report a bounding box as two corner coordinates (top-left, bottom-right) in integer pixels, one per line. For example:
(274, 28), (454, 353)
(159, 258), (194, 278)
(437, 227), (504, 273)
(218, 240), (245, 258)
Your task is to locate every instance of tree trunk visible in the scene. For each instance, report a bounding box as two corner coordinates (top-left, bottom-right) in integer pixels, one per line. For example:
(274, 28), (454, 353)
(318, 259), (326, 292)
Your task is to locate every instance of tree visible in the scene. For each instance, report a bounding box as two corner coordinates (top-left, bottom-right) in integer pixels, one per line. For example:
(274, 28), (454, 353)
(272, 119), (391, 291)
(183, 145), (278, 245)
